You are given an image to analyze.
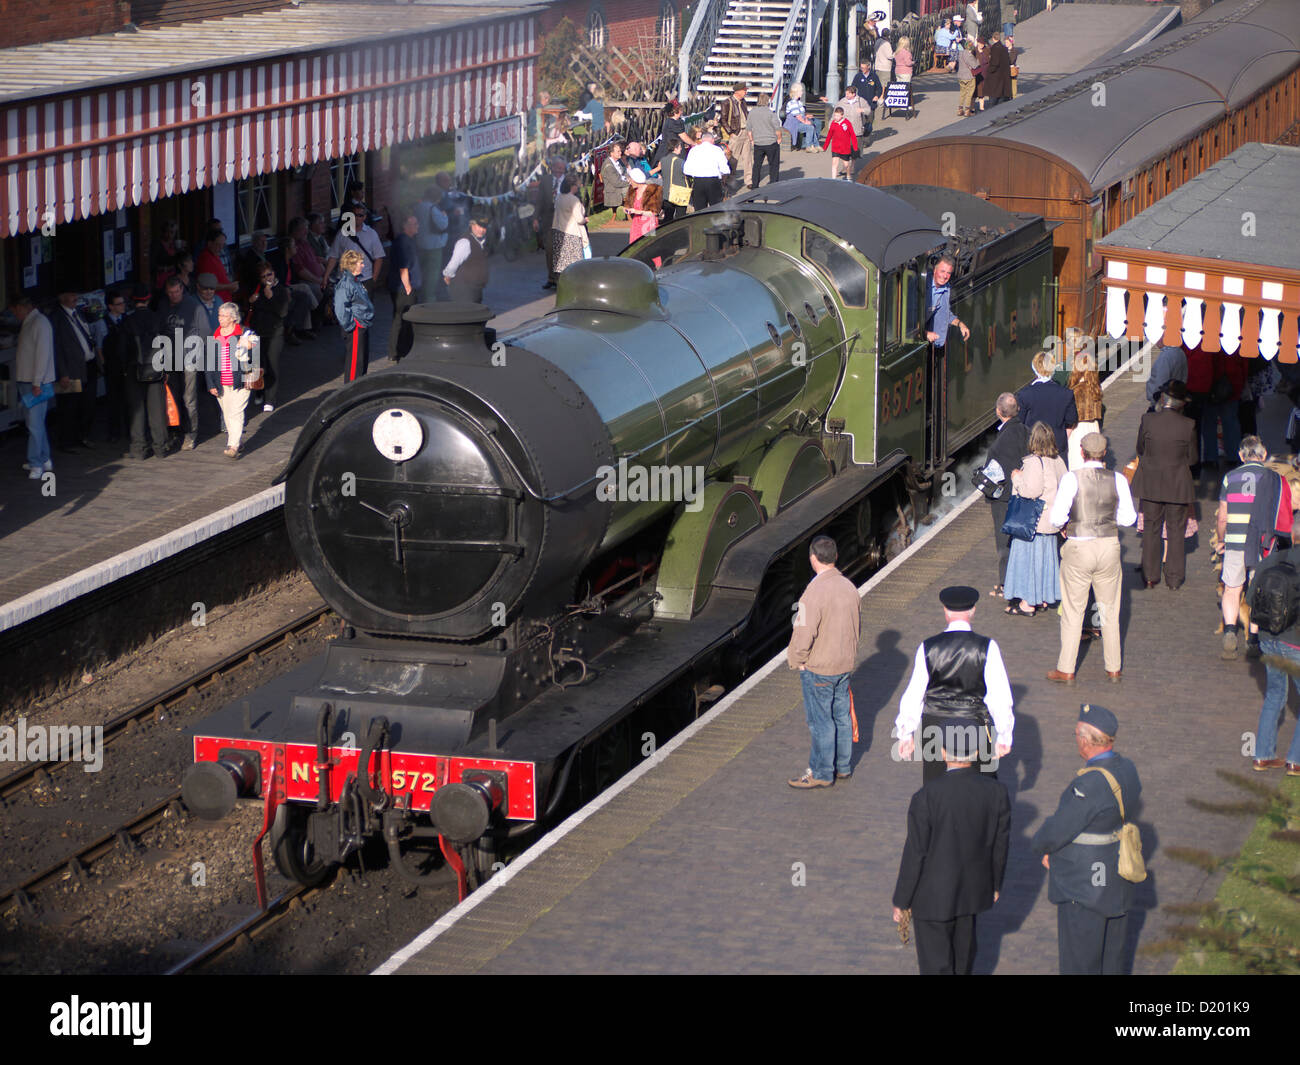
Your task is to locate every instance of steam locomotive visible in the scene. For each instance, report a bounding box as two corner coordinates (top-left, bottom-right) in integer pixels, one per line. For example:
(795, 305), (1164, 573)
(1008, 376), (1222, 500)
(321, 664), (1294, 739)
(181, 180), (1054, 894)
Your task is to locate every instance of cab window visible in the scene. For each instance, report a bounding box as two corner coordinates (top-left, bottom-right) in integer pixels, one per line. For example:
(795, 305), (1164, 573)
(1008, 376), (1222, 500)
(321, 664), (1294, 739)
(802, 228), (868, 308)
(882, 266), (922, 350)
(630, 227), (692, 268)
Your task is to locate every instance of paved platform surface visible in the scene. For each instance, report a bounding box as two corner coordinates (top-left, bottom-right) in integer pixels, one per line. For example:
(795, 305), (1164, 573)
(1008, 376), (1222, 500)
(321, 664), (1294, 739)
(0, 2), (1172, 618)
(384, 358), (1277, 975)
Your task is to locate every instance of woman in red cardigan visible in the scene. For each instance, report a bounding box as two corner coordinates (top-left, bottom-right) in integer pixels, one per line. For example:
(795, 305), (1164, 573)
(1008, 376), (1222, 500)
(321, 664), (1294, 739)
(823, 107), (859, 180)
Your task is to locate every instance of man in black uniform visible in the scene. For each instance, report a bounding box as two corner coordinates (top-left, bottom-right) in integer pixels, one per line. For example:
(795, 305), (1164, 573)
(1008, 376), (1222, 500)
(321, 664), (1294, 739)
(121, 283), (168, 461)
(892, 725), (1011, 974)
(894, 586), (1014, 782)
(1032, 704), (1143, 974)
(443, 217), (490, 304)
(983, 392), (1029, 596)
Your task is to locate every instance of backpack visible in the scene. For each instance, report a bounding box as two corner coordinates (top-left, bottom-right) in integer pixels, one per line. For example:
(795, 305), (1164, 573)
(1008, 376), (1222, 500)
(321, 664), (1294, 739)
(1250, 559), (1300, 634)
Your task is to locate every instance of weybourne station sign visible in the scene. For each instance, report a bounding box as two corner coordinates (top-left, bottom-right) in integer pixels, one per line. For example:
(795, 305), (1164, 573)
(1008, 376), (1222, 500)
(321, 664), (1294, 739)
(454, 114), (525, 174)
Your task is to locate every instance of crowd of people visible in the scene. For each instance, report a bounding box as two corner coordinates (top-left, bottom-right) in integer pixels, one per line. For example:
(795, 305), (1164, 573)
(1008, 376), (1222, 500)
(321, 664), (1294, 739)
(777, 250), (1300, 973)
(11, 174), (503, 472)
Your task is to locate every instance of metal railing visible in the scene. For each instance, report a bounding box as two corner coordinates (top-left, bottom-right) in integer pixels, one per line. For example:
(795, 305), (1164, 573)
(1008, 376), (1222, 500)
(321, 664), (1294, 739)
(771, 0), (810, 112)
(679, 0), (731, 101)
(793, 0), (831, 97)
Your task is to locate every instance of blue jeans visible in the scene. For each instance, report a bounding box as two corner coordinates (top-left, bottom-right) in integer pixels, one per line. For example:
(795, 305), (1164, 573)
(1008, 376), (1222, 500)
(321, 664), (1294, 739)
(23, 390), (51, 467)
(800, 669), (853, 780)
(1200, 399), (1240, 467)
(784, 115), (822, 149)
(1256, 636), (1300, 763)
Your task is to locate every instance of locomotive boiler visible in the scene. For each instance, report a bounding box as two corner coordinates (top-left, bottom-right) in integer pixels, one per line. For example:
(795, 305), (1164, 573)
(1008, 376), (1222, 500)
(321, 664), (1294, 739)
(181, 180), (1055, 893)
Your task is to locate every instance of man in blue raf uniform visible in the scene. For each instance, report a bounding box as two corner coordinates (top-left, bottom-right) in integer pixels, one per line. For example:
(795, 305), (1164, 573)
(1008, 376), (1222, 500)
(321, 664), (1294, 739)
(892, 724), (1011, 974)
(895, 585), (1014, 783)
(1032, 704), (1142, 974)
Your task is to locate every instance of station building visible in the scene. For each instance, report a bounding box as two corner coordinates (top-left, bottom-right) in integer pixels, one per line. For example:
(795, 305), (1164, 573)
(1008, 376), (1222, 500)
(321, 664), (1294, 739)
(0, 0), (543, 426)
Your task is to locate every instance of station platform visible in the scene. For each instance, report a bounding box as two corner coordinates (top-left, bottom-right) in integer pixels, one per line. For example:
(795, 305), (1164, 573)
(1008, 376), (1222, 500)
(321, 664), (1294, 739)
(378, 357), (1269, 975)
(0, 0), (1166, 635)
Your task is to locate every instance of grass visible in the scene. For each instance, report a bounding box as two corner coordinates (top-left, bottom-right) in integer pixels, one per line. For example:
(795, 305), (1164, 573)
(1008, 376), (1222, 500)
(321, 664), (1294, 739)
(1157, 772), (1300, 974)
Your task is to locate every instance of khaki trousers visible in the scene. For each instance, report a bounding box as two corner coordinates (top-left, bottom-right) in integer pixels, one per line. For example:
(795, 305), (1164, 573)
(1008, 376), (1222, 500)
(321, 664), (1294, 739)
(1058, 537), (1123, 674)
(959, 79), (975, 112)
(216, 385), (250, 451)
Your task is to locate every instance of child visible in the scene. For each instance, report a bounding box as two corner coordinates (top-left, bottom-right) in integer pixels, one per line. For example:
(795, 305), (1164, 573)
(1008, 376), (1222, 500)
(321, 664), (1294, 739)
(823, 106), (859, 180)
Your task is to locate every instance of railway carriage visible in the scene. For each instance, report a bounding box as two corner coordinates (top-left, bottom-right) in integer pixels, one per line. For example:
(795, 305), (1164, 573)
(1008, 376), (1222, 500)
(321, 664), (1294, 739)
(182, 179), (1053, 893)
(860, 0), (1300, 337)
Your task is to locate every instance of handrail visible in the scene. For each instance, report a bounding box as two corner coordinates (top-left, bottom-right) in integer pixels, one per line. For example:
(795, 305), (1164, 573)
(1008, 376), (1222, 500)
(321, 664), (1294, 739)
(770, 0), (806, 113)
(792, 0), (830, 99)
(678, 0), (730, 101)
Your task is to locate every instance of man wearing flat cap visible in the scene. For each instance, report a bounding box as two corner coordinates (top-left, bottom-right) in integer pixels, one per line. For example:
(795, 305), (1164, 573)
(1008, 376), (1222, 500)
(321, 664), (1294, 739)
(1032, 704), (1143, 974)
(894, 585), (1014, 783)
(892, 723), (1011, 974)
(1132, 379), (1197, 590)
(1047, 432), (1136, 684)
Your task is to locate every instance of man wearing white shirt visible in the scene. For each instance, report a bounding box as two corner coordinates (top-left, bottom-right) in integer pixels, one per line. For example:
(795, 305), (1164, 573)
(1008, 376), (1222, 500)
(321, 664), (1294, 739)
(1047, 432), (1137, 685)
(683, 130), (730, 210)
(895, 585), (1014, 783)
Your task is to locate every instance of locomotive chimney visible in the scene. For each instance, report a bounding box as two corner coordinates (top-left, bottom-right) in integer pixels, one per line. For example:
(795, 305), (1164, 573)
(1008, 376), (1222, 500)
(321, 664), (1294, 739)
(404, 302), (497, 364)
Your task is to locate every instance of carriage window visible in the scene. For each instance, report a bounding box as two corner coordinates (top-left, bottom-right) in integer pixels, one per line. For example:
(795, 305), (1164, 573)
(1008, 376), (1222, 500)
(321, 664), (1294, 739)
(802, 228), (868, 308)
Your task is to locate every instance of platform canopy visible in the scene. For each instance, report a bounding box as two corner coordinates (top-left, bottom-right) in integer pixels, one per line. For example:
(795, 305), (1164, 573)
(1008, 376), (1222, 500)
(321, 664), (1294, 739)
(0, 1), (540, 238)
(1098, 143), (1300, 361)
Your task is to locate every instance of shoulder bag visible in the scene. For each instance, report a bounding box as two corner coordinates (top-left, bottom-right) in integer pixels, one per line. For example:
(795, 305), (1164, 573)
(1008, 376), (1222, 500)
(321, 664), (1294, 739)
(1000, 457), (1045, 541)
(1075, 765), (1147, 883)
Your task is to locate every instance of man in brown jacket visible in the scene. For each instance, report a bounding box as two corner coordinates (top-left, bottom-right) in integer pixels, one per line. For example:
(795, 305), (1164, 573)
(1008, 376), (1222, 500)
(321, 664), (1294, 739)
(787, 535), (861, 788)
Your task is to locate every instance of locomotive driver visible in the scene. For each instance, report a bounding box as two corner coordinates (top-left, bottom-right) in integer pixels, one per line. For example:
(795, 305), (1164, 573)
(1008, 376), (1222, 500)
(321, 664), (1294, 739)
(925, 254), (971, 348)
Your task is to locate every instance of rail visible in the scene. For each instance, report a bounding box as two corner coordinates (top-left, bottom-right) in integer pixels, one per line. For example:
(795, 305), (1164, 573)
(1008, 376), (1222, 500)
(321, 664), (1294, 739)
(678, 0), (730, 102)
(791, 0), (830, 102)
(0, 606), (332, 802)
(771, 0), (806, 112)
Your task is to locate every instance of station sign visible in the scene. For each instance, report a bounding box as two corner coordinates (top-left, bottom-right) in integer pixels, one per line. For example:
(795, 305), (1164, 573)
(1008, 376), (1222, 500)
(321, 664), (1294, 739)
(454, 113), (525, 175)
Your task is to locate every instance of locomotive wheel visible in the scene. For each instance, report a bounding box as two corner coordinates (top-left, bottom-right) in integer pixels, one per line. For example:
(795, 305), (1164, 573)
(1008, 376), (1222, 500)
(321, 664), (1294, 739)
(271, 805), (334, 888)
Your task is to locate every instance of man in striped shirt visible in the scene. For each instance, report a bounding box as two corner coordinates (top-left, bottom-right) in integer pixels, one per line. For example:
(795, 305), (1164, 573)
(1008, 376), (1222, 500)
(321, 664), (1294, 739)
(1217, 436), (1292, 659)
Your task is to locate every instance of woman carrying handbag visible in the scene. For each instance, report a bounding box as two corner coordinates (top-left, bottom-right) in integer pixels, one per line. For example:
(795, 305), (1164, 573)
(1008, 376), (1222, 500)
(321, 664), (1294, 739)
(1003, 421), (1068, 616)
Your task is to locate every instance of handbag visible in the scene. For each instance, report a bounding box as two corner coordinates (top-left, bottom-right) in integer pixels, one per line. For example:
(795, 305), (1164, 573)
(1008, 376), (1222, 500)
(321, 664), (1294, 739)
(1001, 492), (1045, 542)
(21, 381), (55, 409)
(1122, 456), (1139, 485)
(1009, 64), (1019, 77)
(53, 378), (83, 394)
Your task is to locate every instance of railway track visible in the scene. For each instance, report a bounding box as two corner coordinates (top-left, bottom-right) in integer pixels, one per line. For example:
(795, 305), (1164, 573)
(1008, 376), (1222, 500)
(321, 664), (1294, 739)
(0, 779), (329, 973)
(0, 606), (332, 802)
(0, 791), (182, 916)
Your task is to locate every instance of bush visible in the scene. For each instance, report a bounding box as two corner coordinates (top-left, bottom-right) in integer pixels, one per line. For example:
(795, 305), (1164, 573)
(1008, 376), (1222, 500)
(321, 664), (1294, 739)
(538, 17), (584, 102)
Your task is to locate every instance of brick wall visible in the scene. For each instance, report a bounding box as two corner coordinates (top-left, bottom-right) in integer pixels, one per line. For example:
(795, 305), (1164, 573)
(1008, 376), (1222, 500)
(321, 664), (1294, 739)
(539, 0), (680, 53)
(1, 0), (128, 46)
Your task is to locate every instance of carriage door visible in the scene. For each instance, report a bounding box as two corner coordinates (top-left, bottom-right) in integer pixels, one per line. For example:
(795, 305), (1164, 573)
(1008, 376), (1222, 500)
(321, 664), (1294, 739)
(913, 264), (946, 473)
